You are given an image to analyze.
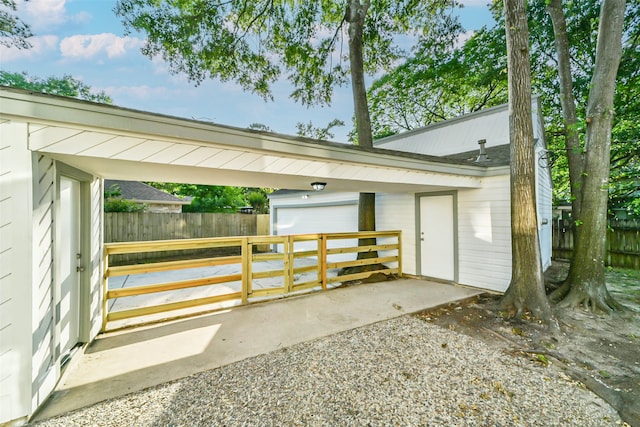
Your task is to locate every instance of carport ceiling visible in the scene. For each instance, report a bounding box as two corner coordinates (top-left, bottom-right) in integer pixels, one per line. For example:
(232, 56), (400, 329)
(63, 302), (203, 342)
(1, 88), (505, 193)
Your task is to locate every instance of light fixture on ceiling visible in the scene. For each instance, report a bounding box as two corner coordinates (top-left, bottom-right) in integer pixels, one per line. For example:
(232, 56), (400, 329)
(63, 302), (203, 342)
(311, 182), (326, 191)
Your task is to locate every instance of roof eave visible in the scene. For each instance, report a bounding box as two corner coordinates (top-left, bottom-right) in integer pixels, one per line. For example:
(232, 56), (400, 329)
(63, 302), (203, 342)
(0, 88), (501, 179)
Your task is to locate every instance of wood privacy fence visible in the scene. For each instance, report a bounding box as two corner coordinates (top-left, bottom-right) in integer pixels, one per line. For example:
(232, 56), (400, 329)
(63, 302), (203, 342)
(553, 219), (640, 270)
(102, 231), (402, 331)
(104, 212), (270, 263)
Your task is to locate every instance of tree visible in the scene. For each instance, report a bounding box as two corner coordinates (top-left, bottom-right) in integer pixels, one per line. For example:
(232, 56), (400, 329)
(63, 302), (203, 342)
(104, 184), (146, 212)
(499, 0), (552, 320)
(548, 0), (627, 312)
(367, 2), (640, 217)
(367, 26), (508, 137)
(0, 71), (113, 103)
(115, 0), (461, 266)
(296, 118), (345, 141)
(0, 0), (32, 49)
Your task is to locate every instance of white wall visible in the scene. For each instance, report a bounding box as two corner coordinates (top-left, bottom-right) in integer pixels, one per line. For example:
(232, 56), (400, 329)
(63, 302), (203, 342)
(374, 104), (510, 156)
(0, 121), (34, 425)
(457, 176), (512, 292)
(534, 101), (553, 270)
(31, 153), (58, 413)
(376, 193), (416, 275)
(0, 120), (104, 426)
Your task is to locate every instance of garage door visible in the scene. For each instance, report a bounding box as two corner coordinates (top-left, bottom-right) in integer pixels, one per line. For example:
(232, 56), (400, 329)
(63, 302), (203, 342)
(274, 204), (358, 258)
(275, 204), (358, 235)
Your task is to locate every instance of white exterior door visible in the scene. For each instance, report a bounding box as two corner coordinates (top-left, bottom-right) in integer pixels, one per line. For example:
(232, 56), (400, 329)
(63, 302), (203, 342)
(420, 195), (455, 281)
(56, 176), (81, 360)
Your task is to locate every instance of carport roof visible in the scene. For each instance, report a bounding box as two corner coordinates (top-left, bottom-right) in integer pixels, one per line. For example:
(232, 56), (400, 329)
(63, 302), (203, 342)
(0, 87), (508, 193)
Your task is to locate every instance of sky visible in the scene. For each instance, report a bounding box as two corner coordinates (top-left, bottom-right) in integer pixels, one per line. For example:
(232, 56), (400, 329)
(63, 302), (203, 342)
(1, 0), (496, 142)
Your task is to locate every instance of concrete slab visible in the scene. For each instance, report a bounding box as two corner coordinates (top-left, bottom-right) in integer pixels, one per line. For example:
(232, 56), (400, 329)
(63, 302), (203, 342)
(33, 279), (481, 422)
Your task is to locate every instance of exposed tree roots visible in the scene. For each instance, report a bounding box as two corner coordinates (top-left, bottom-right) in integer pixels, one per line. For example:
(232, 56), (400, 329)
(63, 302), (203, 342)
(498, 292), (560, 333)
(550, 277), (625, 314)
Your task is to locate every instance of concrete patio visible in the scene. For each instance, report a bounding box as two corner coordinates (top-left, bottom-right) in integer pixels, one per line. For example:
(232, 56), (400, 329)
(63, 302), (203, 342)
(32, 278), (482, 422)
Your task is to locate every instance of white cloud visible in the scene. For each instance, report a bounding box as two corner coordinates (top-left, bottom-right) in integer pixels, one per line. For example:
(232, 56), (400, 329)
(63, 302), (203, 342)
(101, 84), (170, 101)
(0, 35), (58, 62)
(456, 30), (476, 48)
(60, 33), (144, 60)
(18, 0), (90, 32)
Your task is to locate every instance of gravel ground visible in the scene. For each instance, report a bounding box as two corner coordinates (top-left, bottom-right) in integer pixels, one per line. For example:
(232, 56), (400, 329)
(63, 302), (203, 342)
(32, 315), (622, 427)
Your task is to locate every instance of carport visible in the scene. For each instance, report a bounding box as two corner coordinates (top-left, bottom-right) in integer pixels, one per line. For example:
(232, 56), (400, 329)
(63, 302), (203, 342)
(1, 87), (493, 425)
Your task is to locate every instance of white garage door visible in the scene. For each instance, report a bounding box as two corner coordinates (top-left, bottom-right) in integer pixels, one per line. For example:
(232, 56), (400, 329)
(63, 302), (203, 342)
(275, 204), (358, 235)
(274, 204), (358, 258)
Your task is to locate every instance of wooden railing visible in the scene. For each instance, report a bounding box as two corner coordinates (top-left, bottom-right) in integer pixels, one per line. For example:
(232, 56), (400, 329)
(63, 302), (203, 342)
(102, 231), (402, 331)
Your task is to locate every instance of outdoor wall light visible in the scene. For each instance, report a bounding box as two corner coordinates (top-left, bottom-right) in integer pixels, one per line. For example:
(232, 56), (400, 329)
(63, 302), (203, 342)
(311, 182), (326, 191)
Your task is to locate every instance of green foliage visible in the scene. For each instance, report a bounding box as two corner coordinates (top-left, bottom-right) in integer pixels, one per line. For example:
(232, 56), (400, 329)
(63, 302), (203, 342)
(296, 118), (345, 141)
(104, 183), (146, 212)
(0, 0), (32, 49)
(115, 0), (462, 108)
(368, 1), (639, 214)
(104, 197), (146, 212)
(0, 71), (113, 103)
(146, 182), (273, 213)
(246, 191), (268, 214)
(368, 25), (508, 136)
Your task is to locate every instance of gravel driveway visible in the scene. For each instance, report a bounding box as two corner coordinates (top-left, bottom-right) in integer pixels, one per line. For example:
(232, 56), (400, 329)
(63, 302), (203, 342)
(31, 315), (621, 426)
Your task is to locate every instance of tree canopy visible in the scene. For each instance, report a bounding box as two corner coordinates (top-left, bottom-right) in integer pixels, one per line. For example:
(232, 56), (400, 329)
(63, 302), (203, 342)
(0, 71), (113, 103)
(0, 0), (32, 49)
(115, 0), (461, 111)
(366, 1), (640, 216)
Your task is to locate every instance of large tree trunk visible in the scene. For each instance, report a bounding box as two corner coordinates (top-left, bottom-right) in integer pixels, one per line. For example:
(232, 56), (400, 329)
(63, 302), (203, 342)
(546, 0), (584, 302)
(347, 0), (379, 264)
(499, 0), (553, 321)
(557, 0), (626, 312)
(546, 0), (584, 218)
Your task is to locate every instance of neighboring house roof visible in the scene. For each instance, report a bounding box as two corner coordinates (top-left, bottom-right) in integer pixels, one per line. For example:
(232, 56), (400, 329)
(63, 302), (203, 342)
(105, 179), (190, 205)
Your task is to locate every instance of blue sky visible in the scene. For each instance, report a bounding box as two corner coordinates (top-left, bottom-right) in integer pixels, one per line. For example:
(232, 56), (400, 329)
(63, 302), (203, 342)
(1, 0), (495, 142)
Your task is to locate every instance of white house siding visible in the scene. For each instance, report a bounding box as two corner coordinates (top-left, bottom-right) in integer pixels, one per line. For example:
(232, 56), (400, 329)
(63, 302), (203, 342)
(375, 193), (416, 275)
(457, 176), (512, 292)
(534, 105), (553, 270)
(30, 153), (59, 414)
(0, 121), (34, 425)
(87, 178), (103, 340)
(374, 104), (510, 156)
(0, 119), (104, 425)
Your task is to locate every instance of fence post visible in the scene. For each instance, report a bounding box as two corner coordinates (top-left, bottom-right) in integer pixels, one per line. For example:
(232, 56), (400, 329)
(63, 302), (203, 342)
(397, 231), (403, 277)
(101, 251), (109, 332)
(320, 234), (327, 290)
(285, 236), (294, 293)
(241, 238), (250, 304)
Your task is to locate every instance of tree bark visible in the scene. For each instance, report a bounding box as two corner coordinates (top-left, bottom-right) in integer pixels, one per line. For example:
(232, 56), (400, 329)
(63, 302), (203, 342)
(546, 0), (584, 302)
(557, 0), (626, 312)
(499, 0), (553, 321)
(346, 0), (379, 263)
(546, 0), (583, 218)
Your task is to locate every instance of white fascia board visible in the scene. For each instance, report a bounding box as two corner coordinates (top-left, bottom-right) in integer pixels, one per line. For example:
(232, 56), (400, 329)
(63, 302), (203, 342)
(0, 88), (498, 179)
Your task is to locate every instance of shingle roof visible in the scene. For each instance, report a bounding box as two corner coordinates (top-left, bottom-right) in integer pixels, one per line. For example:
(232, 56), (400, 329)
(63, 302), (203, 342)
(104, 180), (190, 204)
(443, 144), (511, 167)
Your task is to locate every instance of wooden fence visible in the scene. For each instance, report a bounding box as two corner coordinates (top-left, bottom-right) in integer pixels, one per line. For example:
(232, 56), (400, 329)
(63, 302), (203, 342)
(553, 219), (640, 270)
(104, 212), (270, 263)
(102, 231), (402, 331)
